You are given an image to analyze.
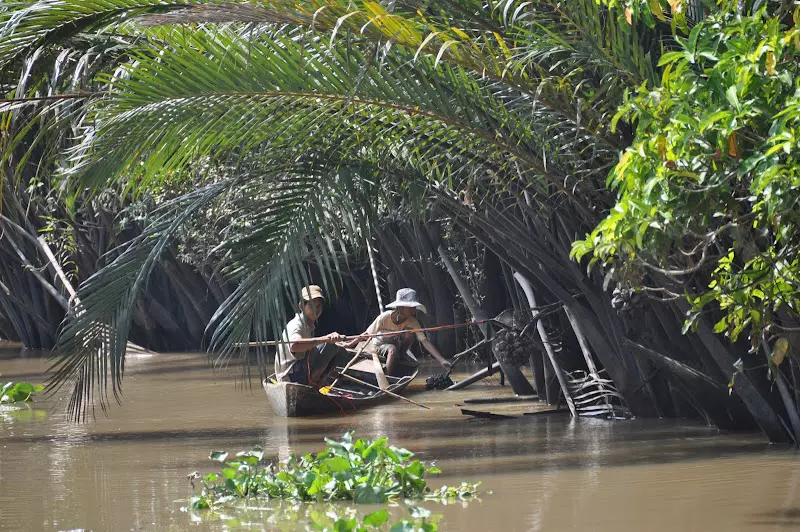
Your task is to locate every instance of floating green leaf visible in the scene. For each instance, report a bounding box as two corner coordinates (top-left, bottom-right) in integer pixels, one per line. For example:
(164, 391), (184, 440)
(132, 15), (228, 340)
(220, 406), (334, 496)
(363, 509), (390, 527)
(0, 382), (45, 403)
(188, 433), (479, 508)
(209, 451), (228, 463)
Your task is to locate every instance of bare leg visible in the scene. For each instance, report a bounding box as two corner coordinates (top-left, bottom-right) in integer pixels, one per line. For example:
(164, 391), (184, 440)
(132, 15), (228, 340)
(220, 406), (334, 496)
(385, 345), (400, 377)
(398, 334), (415, 353)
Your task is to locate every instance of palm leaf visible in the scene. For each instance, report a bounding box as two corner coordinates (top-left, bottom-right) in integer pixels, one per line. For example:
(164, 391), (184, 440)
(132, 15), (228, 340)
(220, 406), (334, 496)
(64, 26), (611, 192)
(1, 0), (663, 417)
(47, 180), (230, 419)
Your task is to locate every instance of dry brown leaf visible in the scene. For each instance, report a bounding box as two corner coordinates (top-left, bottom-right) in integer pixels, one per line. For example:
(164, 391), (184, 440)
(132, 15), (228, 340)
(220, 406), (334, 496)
(773, 337), (789, 366)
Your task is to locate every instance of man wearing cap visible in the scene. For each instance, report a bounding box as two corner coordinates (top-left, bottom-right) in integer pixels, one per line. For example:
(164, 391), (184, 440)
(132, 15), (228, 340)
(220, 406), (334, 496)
(275, 285), (349, 384)
(348, 288), (451, 377)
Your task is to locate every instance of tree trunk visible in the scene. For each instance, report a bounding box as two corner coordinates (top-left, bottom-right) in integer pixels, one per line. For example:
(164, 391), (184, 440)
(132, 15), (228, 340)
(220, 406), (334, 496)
(414, 221), (457, 356)
(683, 303), (790, 442)
(481, 250), (509, 316)
(438, 244), (535, 395)
(514, 272), (575, 414)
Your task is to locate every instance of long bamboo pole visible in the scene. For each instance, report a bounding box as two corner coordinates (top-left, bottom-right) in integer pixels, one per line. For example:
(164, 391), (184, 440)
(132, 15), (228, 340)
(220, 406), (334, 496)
(366, 237), (385, 313)
(235, 303), (562, 348)
(37, 236), (77, 299)
(5, 232), (68, 311)
(35, 236), (156, 355)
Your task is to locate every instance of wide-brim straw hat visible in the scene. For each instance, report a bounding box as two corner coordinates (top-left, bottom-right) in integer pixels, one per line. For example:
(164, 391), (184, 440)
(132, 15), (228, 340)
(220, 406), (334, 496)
(386, 288), (427, 314)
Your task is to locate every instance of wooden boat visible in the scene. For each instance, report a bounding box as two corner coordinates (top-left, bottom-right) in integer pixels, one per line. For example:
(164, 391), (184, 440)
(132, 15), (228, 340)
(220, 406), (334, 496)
(264, 359), (419, 417)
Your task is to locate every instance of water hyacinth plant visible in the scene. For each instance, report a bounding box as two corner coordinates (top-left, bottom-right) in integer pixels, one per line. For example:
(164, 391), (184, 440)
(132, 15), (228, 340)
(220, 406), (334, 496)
(1, 382), (45, 403)
(188, 432), (479, 510)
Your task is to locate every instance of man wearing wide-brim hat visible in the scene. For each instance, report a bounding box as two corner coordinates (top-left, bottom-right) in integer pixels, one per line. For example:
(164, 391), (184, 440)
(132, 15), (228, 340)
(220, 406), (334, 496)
(348, 288), (451, 376)
(275, 285), (350, 384)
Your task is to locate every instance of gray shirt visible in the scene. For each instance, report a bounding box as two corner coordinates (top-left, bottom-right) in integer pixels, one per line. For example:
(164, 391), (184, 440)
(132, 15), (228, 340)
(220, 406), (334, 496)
(275, 313), (315, 381)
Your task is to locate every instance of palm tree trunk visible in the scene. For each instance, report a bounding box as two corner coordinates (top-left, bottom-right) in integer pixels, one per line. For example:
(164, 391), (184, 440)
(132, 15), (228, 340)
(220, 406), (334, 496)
(414, 221), (457, 356)
(514, 272), (576, 414)
(438, 244), (536, 395)
(685, 306), (790, 442)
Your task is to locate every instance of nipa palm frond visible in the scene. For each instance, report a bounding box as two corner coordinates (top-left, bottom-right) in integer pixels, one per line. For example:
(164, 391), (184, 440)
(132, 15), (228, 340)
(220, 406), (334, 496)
(47, 180), (230, 420)
(65, 26), (610, 196)
(9, 0), (660, 417)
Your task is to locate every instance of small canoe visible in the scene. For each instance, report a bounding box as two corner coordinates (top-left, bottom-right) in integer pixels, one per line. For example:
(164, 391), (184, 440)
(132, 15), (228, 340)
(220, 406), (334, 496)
(264, 359), (418, 417)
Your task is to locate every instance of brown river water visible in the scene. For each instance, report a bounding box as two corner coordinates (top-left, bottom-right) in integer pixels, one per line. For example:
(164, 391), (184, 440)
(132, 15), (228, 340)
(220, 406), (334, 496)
(0, 343), (798, 531)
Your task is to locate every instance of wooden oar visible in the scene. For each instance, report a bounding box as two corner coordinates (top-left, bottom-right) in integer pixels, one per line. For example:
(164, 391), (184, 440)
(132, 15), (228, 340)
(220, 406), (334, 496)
(372, 350), (390, 390)
(336, 372), (430, 410)
(328, 338), (371, 391)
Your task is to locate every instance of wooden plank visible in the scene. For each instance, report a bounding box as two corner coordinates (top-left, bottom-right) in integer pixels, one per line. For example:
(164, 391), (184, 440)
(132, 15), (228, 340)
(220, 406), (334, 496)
(463, 395), (539, 405)
(522, 408), (571, 417)
(459, 408), (518, 420)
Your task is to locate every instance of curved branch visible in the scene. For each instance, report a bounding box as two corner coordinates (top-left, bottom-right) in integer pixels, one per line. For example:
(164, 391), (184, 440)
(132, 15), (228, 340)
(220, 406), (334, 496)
(637, 238), (713, 277)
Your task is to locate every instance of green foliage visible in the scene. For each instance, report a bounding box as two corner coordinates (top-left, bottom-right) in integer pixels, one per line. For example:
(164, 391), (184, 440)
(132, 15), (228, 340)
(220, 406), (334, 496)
(188, 432), (478, 510)
(1, 382), (45, 403)
(316, 507), (439, 532)
(0, 0), (675, 421)
(575, 7), (800, 356)
(0, 0), (653, 418)
(282, 505), (439, 532)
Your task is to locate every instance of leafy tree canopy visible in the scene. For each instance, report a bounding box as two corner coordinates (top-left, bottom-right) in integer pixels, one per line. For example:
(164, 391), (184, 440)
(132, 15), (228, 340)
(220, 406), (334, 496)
(574, 6), (800, 371)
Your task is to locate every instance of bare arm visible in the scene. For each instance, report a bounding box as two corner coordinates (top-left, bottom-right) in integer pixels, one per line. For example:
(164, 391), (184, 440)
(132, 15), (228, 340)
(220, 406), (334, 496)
(421, 338), (451, 369)
(343, 314), (382, 349)
(343, 335), (364, 349)
(290, 332), (345, 353)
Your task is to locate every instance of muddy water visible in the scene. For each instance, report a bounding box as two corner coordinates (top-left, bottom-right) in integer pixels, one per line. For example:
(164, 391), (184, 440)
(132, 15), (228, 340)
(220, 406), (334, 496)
(0, 344), (798, 531)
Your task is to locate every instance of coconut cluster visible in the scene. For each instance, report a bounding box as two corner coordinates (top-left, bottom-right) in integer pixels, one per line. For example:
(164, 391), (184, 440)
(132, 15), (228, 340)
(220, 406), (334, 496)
(492, 328), (534, 367)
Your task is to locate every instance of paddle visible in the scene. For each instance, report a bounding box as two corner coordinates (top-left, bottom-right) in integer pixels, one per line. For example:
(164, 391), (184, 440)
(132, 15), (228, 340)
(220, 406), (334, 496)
(372, 350), (391, 390)
(335, 372), (430, 410)
(326, 338), (372, 392)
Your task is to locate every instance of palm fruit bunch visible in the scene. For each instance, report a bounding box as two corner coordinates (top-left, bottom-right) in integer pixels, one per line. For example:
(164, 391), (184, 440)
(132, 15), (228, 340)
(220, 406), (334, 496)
(425, 373), (454, 390)
(492, 328), (534, 367)
(611, 286), (644, 317)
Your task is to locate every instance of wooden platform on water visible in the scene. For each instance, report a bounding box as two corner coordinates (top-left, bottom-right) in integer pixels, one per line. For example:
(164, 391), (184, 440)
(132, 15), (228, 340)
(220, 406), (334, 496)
(457, 396), (567, 419)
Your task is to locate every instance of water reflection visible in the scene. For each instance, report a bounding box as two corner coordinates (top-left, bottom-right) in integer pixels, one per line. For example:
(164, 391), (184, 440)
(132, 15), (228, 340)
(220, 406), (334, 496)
(186, 500), (448, 531)
(0, 347), (798, 531)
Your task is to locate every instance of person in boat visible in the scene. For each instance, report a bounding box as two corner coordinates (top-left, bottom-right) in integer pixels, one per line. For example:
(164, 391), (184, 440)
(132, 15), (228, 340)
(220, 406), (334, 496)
(347, 288), (452, 376)
(275, 284), (350, 385)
